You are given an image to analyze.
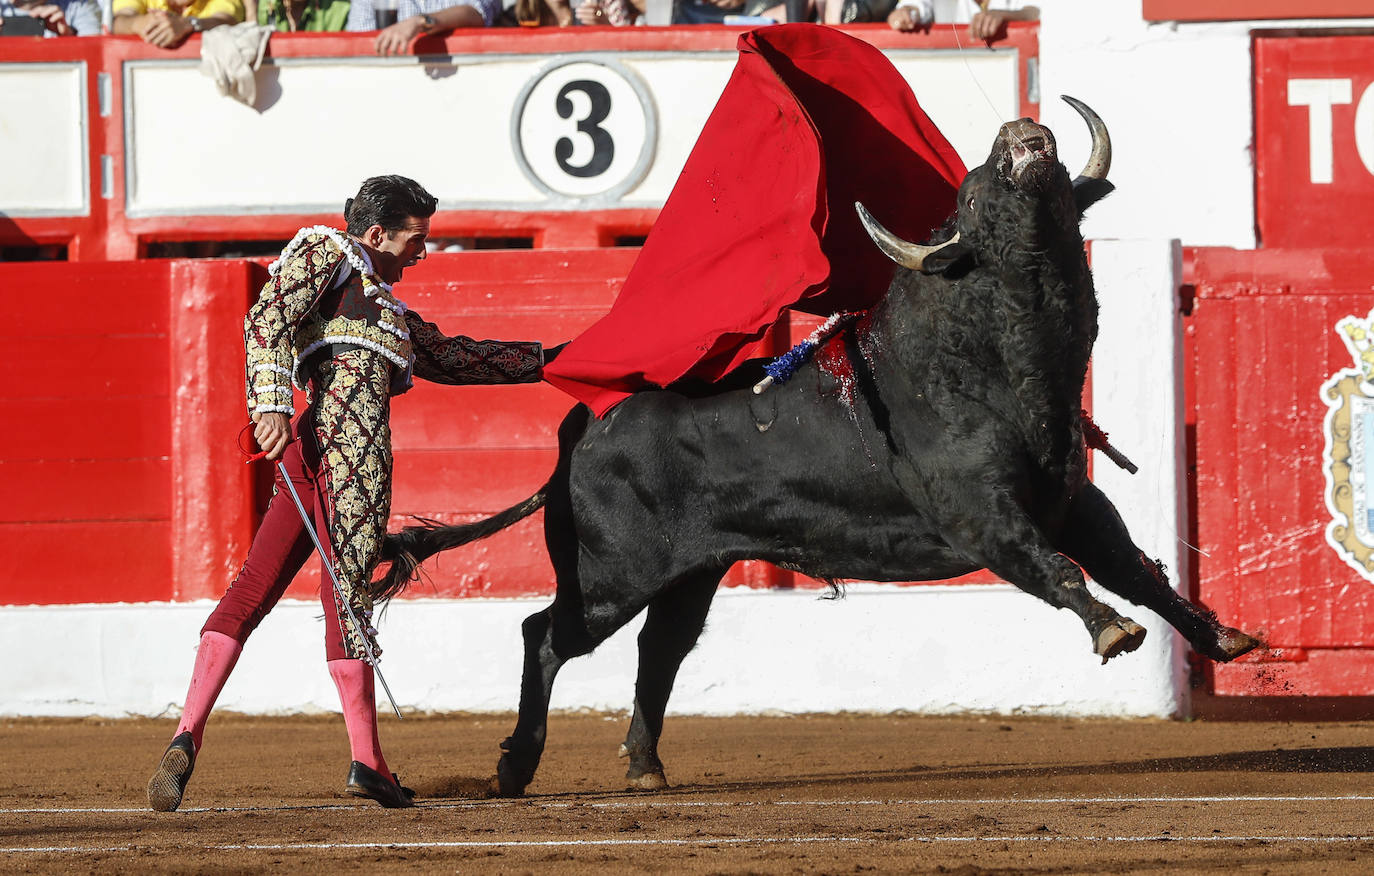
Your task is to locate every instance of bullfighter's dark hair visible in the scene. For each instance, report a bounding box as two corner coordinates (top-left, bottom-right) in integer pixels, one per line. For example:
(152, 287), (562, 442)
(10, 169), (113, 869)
(344, 175), (437, 237)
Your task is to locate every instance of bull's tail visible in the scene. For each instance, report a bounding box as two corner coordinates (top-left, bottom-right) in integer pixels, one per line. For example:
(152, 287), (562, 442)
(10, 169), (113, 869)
(371, 487), (549, 602)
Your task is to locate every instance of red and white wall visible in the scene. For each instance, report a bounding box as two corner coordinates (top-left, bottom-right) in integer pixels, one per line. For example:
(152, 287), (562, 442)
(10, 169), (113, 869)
(5, 2), (1374, 717)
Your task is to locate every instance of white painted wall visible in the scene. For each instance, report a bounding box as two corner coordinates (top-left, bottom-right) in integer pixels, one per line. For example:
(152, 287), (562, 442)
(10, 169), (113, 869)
(3, 584), (1181, 719)
(1037, 3), (1259, 249)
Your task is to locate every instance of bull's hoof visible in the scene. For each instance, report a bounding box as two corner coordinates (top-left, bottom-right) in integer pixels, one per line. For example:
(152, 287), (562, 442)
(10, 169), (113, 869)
(626, 770), (669, 792)
(620, 743), (668, 791)
(1095, 618), (1147, 664)
(494, 757), (531, 798)
(1205, 627), (1262, 663)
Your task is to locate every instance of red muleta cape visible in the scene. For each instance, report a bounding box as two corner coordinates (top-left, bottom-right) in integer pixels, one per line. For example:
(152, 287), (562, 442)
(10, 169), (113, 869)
(542, 24), (967, 417)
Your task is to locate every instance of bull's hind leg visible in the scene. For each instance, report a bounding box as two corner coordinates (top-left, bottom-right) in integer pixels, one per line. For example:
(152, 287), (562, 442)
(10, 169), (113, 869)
(495, 601), (594, 797)
(940, 487), (1146, 662)
(1057, 481), (1259, 662)
(495, 449), (604, 798)
(619, 571), (723, 791)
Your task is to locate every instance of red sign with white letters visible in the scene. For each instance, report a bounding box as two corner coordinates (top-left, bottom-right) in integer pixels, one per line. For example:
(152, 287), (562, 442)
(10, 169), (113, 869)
(1255, 34), (1374, 249)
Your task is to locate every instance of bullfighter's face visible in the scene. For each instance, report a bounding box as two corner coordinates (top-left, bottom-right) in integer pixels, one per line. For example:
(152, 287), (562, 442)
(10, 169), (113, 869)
(369, 215), (430, 284)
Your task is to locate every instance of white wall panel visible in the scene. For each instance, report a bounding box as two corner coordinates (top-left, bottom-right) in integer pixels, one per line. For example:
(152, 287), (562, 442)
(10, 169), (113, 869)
(0, 63), (88, 216)
(121, 48), (1019, 217)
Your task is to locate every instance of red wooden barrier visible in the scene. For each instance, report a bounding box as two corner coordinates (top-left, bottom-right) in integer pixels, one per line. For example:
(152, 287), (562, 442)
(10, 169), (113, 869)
(0, 249), (797, 607)
(1186, 246), (1374, 696)
(3, 261), (175, 602)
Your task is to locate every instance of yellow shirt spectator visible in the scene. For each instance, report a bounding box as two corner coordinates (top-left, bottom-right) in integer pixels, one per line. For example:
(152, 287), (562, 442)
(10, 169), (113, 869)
(112, 0), (244, 18)
(112, 0), (244, 47)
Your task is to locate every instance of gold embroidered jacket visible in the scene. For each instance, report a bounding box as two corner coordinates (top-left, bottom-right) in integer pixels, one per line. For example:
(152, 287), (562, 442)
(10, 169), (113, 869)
(244, 229), (544, 416)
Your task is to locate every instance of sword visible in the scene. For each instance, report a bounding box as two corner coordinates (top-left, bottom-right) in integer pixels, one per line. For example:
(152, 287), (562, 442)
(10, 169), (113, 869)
(275, 460), (404, 720)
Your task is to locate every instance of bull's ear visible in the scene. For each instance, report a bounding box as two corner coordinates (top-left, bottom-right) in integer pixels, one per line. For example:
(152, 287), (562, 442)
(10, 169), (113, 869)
(917, 240), (972, 275)
(1074, 178), (1115, 215)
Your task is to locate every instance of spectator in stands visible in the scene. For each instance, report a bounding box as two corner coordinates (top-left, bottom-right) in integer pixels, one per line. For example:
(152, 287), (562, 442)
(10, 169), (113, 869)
(509, 0), (642, 26)
(669, 0), (894, 25)
(670, 0), (746, 24)
(511, 0), (565, 25)
(889, 0), (1037, 38)
(886, 0), (928, 31)
(966, 0), (1036, 38)
(819, 0), (896, 23)
(573, 0), (637, 25)
(347, 0), (494, 53)
(0, 0), (101, 34)
(112, 0), (244, 47)
(257, 0), (348, 29)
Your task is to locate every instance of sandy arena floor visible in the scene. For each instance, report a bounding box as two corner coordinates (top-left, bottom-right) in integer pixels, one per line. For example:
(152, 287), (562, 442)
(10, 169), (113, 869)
(2, 710), (1371, 873)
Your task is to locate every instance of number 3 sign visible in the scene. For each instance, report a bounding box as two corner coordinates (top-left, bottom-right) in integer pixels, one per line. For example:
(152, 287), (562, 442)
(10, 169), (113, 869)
(513, 58), (657, 202)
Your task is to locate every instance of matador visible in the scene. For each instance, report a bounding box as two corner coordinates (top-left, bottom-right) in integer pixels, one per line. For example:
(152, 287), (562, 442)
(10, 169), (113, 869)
(147, 175), (554, 811)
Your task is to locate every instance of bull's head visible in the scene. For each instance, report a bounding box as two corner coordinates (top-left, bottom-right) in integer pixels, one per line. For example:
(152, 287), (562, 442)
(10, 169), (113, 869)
(856, 95), (1112, 273)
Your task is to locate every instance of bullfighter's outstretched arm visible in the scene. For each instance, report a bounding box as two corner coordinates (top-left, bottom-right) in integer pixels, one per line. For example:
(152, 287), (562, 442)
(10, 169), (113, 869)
(404, 310), (544, 385)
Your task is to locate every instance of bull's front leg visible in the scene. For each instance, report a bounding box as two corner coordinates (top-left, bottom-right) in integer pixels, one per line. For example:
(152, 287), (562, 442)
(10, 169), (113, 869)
(1056, 481), (1259, 662)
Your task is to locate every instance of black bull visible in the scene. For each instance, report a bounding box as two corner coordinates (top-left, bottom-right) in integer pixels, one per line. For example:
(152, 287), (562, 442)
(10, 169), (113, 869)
(377, 97), (1259, 797)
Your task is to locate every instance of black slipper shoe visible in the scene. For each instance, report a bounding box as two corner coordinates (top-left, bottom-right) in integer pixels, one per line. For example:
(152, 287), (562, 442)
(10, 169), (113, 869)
(345, 761), (415, 808)
(148, 731), (196, 812)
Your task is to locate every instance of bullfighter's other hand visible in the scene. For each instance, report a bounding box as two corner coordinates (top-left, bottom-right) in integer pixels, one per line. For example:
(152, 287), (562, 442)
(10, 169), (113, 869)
(252, 411), (292, 461)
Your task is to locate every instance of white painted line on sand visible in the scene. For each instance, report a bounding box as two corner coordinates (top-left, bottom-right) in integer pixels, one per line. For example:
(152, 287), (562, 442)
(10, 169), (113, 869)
(4, 834), (1374, 856)
(8, 794), (1374, 815)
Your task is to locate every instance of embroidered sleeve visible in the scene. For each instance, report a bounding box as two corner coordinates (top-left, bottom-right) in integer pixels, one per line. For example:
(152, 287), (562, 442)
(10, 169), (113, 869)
(244, 235), (346, 417)
(404, 310), (544, 385)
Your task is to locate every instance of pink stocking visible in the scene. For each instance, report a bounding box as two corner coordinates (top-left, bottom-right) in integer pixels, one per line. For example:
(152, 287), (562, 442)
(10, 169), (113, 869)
(175, 631), (243, 751)
(328, 658), (390, 777)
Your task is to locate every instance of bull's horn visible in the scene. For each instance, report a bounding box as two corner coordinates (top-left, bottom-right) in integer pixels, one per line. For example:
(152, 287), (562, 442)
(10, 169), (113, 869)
(1061, 95), (1111, 184)
(855, 202), (960, 271)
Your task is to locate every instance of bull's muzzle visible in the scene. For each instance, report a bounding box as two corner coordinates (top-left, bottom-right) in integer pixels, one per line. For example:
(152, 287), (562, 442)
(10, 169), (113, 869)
(1000, 119), (1056, 184)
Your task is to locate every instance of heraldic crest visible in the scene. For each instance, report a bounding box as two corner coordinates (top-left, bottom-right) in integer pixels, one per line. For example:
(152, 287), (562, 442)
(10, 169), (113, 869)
(1322, 308), (1374, 583)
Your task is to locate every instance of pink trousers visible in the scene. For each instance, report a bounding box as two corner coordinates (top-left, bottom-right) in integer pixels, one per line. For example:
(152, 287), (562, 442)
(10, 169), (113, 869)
(202, 418), (352, 660)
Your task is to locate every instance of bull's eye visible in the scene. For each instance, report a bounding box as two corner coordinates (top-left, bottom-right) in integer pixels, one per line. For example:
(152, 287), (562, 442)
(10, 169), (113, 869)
(965, 195), (975, 210)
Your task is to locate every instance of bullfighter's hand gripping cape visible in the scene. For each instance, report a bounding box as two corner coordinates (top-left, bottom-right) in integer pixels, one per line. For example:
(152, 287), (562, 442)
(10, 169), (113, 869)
(542, 24), (967, 417)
